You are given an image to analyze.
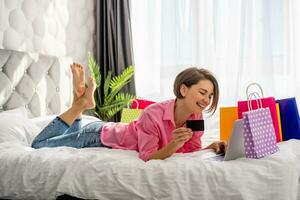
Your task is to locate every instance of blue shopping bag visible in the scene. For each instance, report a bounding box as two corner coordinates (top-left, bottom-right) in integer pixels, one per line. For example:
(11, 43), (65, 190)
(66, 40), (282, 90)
(276, 97), (300, 140)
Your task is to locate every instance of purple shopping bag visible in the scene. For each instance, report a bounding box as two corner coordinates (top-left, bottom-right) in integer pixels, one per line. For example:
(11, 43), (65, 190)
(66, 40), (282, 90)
(242, 94), (279, 159)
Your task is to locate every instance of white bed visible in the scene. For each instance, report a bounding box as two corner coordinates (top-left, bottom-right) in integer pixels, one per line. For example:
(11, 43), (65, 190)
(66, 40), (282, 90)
(1, 49), (300, 200)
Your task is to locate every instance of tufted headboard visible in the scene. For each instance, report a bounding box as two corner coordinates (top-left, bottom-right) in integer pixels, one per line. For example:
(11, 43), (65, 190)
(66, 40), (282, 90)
(0, 49), (73, 118)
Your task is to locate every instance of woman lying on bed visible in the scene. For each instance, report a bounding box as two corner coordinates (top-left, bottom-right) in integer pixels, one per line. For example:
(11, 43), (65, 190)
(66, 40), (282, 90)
(31, 64), (227, 161)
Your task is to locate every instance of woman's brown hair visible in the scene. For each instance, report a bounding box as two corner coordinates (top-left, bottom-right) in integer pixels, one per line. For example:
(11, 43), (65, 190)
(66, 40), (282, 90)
(173, 67), (219, 114)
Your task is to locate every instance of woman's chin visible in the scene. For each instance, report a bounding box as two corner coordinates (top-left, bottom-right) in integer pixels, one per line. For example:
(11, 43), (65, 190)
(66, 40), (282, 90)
(194, 107), (204, 114)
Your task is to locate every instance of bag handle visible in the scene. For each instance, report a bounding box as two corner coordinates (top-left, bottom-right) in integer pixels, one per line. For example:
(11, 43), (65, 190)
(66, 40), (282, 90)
(246, 83), (264, 99)
(126, 99), (139, 109)
(247, 92), (263, 111)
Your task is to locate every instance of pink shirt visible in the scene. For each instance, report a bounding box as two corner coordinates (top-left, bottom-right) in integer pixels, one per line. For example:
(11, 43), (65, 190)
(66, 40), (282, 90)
(101, 99), (204, 161)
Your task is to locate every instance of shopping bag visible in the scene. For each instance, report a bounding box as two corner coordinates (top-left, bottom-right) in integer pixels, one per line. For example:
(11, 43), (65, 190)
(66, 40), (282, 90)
(220, 104), (283, 143)
(276, 97), (300, 140)
(238, 83), (281, 142)
(242, 94), (279, 159)
(275, 103), (283, 142)
(220, 107), (238, 143)
(120, 108), (142, 123)
(120, 100), (143, 123)
(131, 98), (156, 109)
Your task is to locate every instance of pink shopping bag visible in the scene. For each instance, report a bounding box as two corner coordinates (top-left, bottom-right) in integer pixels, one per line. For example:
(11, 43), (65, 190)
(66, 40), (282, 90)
(131, 99), (156, 109)
(238, 83), (281, 143)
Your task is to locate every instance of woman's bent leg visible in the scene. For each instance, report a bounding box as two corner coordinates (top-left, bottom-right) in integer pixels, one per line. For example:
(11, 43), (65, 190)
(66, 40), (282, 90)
(31, 117), (70, 148)
(31, 75), (97, 149)
(32, 121), (107, 148)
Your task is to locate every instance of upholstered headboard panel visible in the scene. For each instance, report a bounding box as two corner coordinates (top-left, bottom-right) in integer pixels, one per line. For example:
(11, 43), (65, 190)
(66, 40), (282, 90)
(0, 49), (72, 118)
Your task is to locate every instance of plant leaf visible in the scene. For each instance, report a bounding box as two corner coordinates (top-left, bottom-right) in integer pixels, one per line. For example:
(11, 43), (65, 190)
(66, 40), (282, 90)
(105, 66), (134, 104)
(110, 66), (134, 91)
(87, 55), (135, 121)
(103, 71), (112, 99)
(99, 93), (135, 120)
(88, 54), (101, 88)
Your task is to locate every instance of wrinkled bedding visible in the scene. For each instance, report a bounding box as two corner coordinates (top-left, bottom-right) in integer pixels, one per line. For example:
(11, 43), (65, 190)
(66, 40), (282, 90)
(0, 115), (300, 200)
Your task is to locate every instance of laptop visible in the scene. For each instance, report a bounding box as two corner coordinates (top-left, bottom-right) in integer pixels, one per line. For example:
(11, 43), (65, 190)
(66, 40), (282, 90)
(206, 119), (245, 161)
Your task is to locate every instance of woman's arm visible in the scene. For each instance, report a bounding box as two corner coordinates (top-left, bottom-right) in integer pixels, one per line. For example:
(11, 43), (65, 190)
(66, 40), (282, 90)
(148, 127), (192, 160)
(148, 141), (179, 160)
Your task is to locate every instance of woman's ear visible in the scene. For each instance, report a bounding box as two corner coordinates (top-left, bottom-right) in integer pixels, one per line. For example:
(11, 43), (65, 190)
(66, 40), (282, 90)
(179, 84), (188, 97)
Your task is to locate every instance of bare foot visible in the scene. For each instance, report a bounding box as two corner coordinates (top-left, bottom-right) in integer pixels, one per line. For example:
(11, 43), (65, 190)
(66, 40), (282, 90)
(78, 76), (96, 110)
(70, 63), (85, 100)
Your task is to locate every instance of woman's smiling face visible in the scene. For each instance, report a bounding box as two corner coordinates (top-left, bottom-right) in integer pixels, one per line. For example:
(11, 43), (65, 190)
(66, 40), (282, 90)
(180, 79), (214, 114)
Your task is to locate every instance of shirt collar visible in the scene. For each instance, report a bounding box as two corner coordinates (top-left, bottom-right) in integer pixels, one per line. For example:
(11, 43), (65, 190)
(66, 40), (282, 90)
(163, 99), (176, 122)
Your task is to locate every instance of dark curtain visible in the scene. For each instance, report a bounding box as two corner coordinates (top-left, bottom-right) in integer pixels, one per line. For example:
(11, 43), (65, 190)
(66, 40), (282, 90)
(95, 0), (136, 122)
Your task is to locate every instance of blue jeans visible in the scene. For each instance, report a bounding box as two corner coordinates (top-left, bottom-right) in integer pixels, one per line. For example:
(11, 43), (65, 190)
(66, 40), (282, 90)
(31, 117), (109, 149)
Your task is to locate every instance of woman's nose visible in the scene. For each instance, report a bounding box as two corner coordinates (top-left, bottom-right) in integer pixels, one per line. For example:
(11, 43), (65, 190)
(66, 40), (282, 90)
(203, 95), (210, 105)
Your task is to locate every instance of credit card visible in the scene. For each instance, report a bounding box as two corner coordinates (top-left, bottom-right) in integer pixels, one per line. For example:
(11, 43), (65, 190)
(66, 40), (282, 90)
(186, 120), (204, 131)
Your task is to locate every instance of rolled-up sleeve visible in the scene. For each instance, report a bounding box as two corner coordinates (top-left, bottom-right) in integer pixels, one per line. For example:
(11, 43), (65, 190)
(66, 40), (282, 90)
(136, 112), (161, 161)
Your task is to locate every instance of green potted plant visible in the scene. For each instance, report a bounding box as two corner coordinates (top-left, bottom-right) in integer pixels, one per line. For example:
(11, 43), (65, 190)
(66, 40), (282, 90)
(88, 54), (135, 121)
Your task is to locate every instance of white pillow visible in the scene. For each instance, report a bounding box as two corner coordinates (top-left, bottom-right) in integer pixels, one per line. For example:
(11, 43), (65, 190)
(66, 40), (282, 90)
(0, 106), (28, 118)
(0, 110), (41, 146)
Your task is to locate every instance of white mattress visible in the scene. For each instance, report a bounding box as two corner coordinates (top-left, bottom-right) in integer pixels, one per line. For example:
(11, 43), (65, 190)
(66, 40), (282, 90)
(0, 113), (300, 200)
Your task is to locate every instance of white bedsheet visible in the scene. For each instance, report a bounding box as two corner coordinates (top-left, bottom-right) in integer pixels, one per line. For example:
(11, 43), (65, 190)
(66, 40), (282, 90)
(0, 115), (300, 200)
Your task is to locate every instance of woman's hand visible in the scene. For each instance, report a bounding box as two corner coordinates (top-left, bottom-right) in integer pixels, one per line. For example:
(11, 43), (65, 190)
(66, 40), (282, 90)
(148, 127), (193, 160)
(171, 127), (193, 149)
(205, 141), (228, 154)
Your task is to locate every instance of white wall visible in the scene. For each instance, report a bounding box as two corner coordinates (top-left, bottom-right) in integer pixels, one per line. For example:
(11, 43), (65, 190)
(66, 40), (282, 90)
(0, 0), (95, 66)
